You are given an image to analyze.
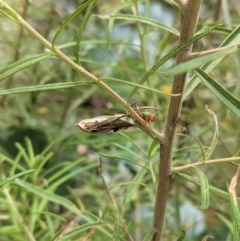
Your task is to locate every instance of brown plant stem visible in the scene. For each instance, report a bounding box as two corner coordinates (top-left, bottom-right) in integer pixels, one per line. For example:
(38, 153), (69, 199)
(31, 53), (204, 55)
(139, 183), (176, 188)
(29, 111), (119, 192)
(152, 1), (202, 240)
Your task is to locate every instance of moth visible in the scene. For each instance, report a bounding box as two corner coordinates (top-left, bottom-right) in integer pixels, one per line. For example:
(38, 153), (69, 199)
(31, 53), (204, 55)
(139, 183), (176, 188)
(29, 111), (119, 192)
(76, 106), (157, 133)
(76, 114), (135, 133)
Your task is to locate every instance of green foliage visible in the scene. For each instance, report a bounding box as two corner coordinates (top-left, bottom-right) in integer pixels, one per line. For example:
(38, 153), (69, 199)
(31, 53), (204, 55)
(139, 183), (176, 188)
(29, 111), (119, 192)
(196, 69), (240, 118)
(0, 0), (239, 240)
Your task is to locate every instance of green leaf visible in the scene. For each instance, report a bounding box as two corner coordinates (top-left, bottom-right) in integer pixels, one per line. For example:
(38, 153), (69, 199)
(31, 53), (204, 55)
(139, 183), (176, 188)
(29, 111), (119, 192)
(229, 194), (240, 241)
(177, 173), (240, 202)
(52, 0), (95, 46)
(142, 230), (155, 241)
(101, 77), (173, 96)
(127, 25), (217, 101)
(184, 25), (240, 99)
(229, 168), (240, 241)
(57, 221), (109, 240)
(47, 160), (98, 191)
(122, 168), (148, 205)
(15, 178), (81, 212)
(159, 45), (237, 77)
(0, 53), (53, 82)
(203, 106), (219, 160)
(194, 167), (209, 210)
(75, 0), (98, 63)
(147, 139), (159, 162)
(0, 170), (35, 186)
(195, 69), (240, 118)
(116, 132), (148, 155)
(0, 81), (91, 96)
(14, 178), (112, 238)
(99, 14), (179, 36)
(98, 152), (142, 167)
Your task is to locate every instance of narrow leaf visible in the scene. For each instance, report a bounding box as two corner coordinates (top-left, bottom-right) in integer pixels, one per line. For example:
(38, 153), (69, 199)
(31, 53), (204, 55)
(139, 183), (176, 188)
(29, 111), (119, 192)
(195, 69), (240, 118)
(15, 179), (113, 237)
(122, 168), (149, 205)
(160, 45), (237, 77)
(15, 178), (79, 210)
(142, 230), (155, 241)
(229, 194), (240, 240)
(75, 0), (98, 63)
(184, 25), (240, 99)
(0, 53), (53, 82)
(101, 77), (174, 96)
(52, 0), (95, 46)
(203, 106), (219, 160)
(127, 25), (217, 101)
(147, 139), (159, 162)
(194, 167), (210, 210)
(99, 14), (179, 36)
(177, 173), (240, 202)
(58, 221), (109, 240)
(0, 170), (35, 186)
(229, 167), (240, 240)
(0, 81), (91, 96)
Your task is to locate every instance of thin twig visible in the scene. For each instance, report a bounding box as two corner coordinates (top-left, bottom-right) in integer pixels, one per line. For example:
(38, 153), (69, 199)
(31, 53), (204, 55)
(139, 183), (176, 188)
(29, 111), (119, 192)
(171, 156), (240, 173)
(98, 159), (134, 241)
(188, 44), (240, 59)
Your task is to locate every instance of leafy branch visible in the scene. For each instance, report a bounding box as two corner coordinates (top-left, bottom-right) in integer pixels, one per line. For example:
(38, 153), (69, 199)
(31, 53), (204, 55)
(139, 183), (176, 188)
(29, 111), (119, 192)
(0, 0), (162, 141)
